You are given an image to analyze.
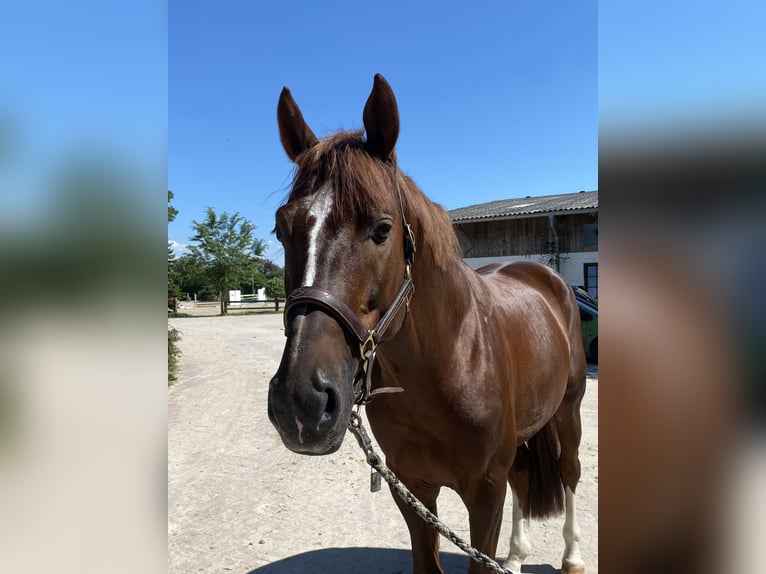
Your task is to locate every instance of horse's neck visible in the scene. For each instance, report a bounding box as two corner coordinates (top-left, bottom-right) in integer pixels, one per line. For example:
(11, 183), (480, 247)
(386, 257), (477, 369)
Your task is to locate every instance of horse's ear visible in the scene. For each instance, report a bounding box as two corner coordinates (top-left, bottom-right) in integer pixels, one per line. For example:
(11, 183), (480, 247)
(277, 87), (319, 162)
(363, 74), (399, 161)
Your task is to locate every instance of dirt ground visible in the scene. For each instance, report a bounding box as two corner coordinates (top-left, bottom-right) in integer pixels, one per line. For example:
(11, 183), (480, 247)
(168, 314), (598, 573)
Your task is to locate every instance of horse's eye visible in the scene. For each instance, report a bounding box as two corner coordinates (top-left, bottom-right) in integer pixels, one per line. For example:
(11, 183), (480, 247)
(274, 226), (283, 243)
(371, 222), (392, 245)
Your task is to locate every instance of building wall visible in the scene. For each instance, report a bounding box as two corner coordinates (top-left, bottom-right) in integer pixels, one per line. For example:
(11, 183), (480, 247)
(462, 251), (598, 289)
(453, 211), (598, 289)
(454, 212), (598, 259)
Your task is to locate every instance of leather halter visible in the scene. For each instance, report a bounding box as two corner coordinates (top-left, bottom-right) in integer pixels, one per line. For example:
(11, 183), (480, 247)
(283, 166), (415, 405)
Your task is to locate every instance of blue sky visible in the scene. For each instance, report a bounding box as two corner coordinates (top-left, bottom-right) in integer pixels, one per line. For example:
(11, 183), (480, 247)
(1, 2), (166, 227)
(169, 1), (598, 265)
(599, 0), (766, 131)
(3, 1), (762, 269)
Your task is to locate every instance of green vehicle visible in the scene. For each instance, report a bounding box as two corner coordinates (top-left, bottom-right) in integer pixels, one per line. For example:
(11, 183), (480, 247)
(574, 288), (598, 363)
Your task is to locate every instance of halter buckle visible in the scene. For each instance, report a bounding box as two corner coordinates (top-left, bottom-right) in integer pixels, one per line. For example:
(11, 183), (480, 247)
(359, 330), (377, 358)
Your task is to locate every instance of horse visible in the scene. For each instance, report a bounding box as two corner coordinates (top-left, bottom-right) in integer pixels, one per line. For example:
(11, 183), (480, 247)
(267, 74), (587, 574)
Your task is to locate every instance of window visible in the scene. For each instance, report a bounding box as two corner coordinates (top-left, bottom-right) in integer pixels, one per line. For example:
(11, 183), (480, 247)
(583, 224), (598, 247)
(579, 308), (593, 322)
(584, 263), (598, 300)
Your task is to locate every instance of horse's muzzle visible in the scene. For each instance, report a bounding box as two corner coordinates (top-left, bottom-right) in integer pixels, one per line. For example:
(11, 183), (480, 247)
(267, 370), (350, 455)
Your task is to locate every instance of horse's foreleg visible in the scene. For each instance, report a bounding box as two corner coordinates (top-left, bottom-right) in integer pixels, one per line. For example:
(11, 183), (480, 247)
(389, 479), (444, 574)
(461, 470), (507, 574)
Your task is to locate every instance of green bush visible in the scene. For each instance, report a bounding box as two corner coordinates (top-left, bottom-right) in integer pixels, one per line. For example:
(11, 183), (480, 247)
(168, 327), (181, 385)
(265, 278), (285, 299)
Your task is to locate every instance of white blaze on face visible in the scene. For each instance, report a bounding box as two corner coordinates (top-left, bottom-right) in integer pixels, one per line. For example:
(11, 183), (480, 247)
(302, 184), (334, 287)
(289, 184), (334, 363)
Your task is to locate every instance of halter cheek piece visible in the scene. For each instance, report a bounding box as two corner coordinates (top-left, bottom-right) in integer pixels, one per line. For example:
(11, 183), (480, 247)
(283, 166), (416, 405)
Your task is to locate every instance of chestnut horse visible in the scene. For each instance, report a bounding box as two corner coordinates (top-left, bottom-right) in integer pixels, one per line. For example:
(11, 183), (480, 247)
(267, 74), (587, 574)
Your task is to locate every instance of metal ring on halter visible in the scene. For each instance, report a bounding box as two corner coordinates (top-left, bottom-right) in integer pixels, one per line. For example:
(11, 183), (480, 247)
(359, 330), (377, 358)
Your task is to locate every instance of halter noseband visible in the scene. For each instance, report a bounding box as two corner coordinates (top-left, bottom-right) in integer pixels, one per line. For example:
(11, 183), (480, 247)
(283, 166), (415, 405)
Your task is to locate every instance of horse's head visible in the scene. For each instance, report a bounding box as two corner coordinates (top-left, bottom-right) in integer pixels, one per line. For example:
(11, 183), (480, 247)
(267, 75), (412, 455)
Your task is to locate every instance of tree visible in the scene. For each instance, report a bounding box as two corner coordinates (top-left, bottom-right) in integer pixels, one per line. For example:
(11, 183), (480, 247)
(168, 190), (178, 223)
(189, 207), (266, 314)
(237, 258), (267, 296)
(259, 258), (284, 280)
(168, 191), (181, 299)
(235, 257), (285, 296)
(265, 277), (285, 299)
(172, 253), (210, 300)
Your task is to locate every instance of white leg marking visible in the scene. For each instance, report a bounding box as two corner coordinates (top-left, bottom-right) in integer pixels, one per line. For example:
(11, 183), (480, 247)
(504, 489), (532, 574)
(562, 486), (585, 569)
(302, 185), (334, 287)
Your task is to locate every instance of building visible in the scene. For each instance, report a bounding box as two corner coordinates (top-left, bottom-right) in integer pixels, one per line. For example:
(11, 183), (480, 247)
(448, 190), (598, 299)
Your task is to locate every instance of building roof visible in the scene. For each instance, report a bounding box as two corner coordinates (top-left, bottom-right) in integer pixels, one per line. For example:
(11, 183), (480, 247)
(448, 190), (598, 223)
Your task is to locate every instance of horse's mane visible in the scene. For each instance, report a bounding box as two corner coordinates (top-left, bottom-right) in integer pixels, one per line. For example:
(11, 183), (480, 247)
(288, 130), (460, 270)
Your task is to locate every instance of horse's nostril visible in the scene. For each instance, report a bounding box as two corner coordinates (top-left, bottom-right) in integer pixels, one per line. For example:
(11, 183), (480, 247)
(314, 377), (339, 430)
(324, 386), (337, 416)
(321, 386), (339, 425)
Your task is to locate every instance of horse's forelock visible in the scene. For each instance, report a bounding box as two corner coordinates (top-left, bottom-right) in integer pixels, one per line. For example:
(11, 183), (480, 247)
(287, 130), (460, 270)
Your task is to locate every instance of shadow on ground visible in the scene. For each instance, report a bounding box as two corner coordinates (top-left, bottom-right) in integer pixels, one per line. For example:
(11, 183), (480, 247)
(245, 547), (558, 573)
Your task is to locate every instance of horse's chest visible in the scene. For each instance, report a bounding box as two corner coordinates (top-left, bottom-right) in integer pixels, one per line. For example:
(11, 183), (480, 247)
(367, 400), (505, 486)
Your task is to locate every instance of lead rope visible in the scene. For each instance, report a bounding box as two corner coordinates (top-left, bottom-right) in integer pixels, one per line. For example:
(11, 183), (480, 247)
(347, 412), (512, 574)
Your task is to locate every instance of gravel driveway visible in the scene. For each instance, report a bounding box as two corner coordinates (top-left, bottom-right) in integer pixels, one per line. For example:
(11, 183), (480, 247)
(168, 314), (598, 573)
